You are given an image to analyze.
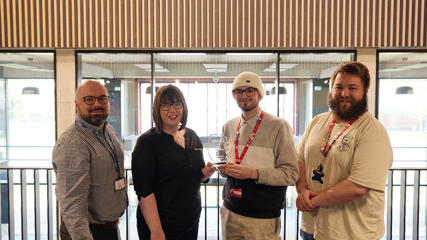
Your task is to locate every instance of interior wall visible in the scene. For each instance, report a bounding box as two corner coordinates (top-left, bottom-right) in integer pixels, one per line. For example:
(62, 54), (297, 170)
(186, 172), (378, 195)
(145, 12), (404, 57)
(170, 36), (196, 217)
(357, 48), (378, 116)
(56, 49), (76, 136)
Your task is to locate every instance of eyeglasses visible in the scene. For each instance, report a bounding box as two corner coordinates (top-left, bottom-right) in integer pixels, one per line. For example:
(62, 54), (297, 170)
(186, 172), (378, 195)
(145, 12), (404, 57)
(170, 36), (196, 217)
(232, 87), (257, 97)
(160, 101), (183, 111)
(82, 95), (109, 105)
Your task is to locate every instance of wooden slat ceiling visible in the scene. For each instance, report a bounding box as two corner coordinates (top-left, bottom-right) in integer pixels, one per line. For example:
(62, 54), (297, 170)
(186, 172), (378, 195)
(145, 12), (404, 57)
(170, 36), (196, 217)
(0, 0), (426, 49)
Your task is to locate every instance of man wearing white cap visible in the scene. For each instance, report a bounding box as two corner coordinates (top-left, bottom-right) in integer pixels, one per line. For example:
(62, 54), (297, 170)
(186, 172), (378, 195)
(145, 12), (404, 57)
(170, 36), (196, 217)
(218, 72), (299, 239)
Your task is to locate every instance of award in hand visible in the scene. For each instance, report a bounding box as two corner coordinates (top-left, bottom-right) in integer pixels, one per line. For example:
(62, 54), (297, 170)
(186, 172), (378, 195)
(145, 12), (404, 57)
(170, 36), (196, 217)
(207, 134), (229, 165)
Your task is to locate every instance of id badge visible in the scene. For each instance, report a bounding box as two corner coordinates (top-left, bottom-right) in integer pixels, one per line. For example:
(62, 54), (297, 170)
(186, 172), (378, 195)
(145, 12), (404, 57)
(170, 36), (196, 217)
(230, 187), (242, 199)
(114, 178), (127, 191)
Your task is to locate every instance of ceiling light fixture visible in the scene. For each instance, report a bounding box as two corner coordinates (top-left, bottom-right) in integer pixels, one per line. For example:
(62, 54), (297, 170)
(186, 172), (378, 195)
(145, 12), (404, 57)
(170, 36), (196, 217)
(264, 63), (297, 72)
(203, 64), (227, 73)
(134, 63), (169, 72)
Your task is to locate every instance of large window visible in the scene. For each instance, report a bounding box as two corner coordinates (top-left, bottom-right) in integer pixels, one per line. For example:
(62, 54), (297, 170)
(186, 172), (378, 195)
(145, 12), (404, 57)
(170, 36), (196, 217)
(78, 51), (355, 145)
(0, 52), (55, 166)
(77, 52), (152, 163)
(378, 52), (427, 168)
(77, 51), (355, 239)
(151, 53), (279, 138)
(279, 52), (355, 138)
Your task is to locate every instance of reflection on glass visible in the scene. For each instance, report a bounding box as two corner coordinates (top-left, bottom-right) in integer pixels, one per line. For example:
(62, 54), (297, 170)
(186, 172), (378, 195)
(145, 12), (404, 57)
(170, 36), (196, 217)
(378, 52), (427, 168)
(0, 52), (55, 164)
(77, 51), (356, 157)
(152, 53), (279, 138)
(279, 52), (355, 138)
(0, 79), (5, 160)
(77, 52), (152, 167)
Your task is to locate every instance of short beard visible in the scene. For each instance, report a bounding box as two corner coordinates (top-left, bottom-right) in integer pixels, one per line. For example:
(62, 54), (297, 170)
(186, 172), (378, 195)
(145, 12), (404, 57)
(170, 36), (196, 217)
(84, 116), (107, 127)
(240, 103), (257, 112)
(328, 93), (367, 121)
(78, 107), (108, 127)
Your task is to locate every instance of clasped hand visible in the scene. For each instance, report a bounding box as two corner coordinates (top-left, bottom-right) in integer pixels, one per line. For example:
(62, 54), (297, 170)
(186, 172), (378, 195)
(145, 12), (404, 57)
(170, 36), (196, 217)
(296, 188), (318, 212)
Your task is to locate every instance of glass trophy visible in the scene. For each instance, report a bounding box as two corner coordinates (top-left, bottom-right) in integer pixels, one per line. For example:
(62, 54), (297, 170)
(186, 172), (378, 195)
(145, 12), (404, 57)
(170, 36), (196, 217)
(207, 134), (229, 165)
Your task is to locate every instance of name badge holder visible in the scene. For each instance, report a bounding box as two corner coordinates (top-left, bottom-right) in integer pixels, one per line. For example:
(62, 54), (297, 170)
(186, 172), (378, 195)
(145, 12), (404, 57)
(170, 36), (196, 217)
(114, 178), (127, 191)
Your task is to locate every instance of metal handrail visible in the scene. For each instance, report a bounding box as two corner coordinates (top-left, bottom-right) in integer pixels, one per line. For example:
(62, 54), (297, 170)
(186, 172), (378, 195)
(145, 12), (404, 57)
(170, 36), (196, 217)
(0, 167), (425, 240)
(0, 166), (424, 170)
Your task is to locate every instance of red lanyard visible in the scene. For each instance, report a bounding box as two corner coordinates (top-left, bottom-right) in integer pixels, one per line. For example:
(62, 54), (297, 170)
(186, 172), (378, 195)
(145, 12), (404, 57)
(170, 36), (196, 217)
(320, 116), (359, 158)
(234, 111), (264, 164)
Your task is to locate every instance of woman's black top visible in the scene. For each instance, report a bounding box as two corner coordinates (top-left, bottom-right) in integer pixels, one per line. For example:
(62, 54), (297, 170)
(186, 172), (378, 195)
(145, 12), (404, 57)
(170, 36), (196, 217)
(131, 127), (205, 231)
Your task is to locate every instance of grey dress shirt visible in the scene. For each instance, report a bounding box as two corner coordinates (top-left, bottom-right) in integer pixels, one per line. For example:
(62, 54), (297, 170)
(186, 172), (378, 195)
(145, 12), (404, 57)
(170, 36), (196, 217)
(52, 116), (127, 240)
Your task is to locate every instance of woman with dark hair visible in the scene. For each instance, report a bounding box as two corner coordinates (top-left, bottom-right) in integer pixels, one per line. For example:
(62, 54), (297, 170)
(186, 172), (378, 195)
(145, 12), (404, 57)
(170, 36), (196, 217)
(132, 84), (216, 240)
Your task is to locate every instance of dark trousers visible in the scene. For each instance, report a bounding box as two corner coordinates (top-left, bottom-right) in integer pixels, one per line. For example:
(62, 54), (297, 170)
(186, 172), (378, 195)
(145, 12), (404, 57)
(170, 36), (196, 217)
(136, 207), (199, 240)
(89, 223), (121, 240)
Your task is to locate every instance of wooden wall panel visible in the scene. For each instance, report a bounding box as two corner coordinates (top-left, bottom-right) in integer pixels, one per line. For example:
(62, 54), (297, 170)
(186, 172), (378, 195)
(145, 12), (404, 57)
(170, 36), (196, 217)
(0, 0), (426, 49)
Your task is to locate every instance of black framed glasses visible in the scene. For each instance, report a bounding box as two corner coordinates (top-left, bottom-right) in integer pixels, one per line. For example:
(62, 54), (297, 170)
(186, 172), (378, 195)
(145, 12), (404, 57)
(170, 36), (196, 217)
(160, 101), (183, 111)
(82, 95), (109, 105)
(232, 87), (257, 97)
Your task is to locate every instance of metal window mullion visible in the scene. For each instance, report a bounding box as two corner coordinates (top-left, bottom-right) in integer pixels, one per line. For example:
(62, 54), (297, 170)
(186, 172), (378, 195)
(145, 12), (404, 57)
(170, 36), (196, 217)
(386, 170), (393, 240)
(412, 170), (420, 239)
(213, 82), (216, 136)
(0, 170), (2, 237)
(150, 53), (154, 128)
(34, 170), (41, 240)
(5, 78), (10, 160)
(21, 169), (28, 240)
(47, 170), (53, 240)
(399, 170), (407, 240)
(206, 83), (209, 136)
(8, 169), (15, 239)
(217, 174), (220, 240)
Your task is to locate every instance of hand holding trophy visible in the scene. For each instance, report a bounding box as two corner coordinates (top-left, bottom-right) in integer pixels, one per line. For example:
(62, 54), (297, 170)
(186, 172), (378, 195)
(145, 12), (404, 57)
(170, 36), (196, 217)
(207, 134), (229, 165)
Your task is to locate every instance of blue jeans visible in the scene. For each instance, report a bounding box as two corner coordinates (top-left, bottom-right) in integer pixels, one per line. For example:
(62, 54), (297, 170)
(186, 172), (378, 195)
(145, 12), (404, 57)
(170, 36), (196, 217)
(300, 229), (315, 240)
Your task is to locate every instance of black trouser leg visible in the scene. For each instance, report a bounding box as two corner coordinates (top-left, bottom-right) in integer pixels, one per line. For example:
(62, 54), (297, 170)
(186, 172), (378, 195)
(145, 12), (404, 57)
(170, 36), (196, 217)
(89, 223), (121, 240)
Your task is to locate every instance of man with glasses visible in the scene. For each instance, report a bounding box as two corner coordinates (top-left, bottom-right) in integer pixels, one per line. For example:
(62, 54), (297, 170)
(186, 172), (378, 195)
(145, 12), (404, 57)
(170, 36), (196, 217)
(53, 80), (127, 240)
(218, 72), (299, 240)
